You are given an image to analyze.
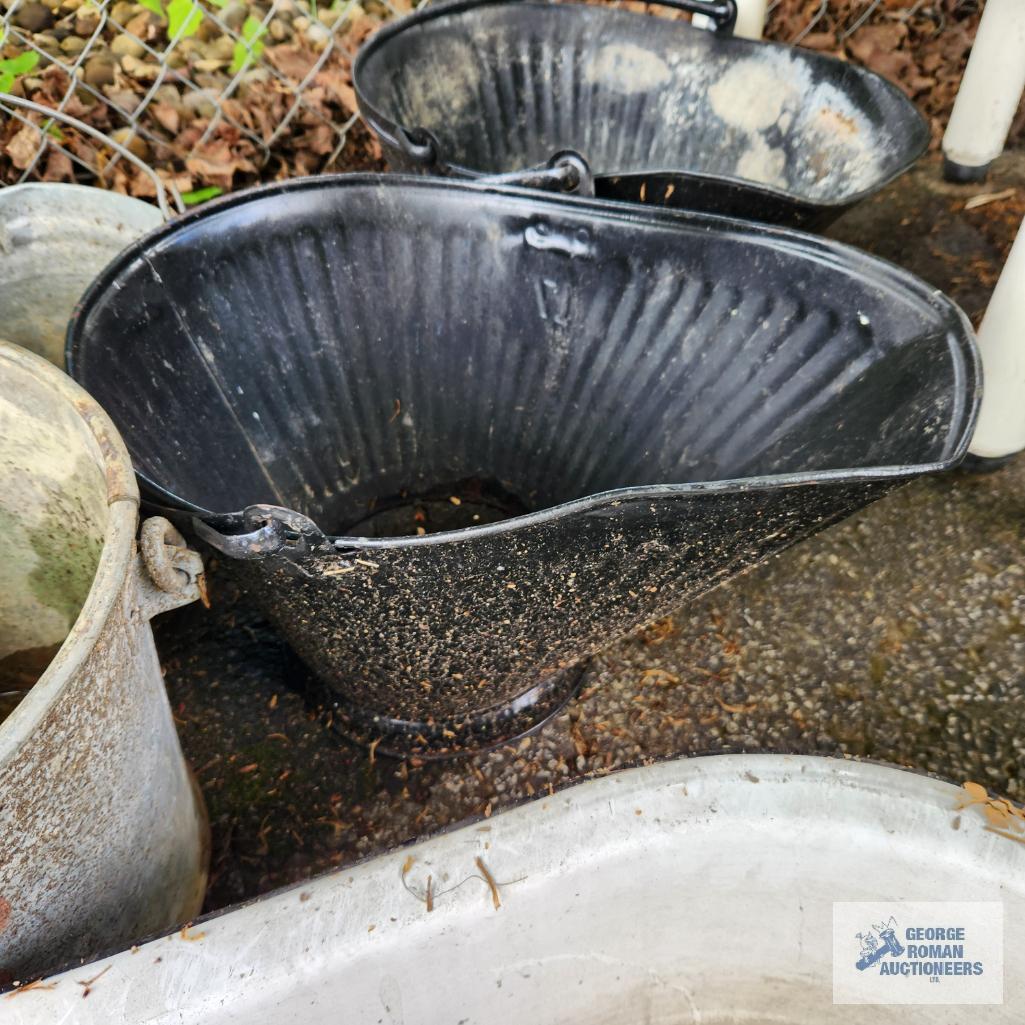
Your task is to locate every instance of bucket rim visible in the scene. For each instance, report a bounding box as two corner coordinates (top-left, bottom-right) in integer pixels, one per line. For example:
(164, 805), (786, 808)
(0, 181), (165, 227)
(181, 455), (971, 550)
(352, 0), (930, 214)
(0, 341), (140, 756)
(65, 173), (981, 549)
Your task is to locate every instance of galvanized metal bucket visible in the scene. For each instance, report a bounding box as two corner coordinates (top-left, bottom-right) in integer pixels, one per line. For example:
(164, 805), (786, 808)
(0, 183), (162, 366)
(6, 755), (1024, 1021)
(0, 341), (208, 982)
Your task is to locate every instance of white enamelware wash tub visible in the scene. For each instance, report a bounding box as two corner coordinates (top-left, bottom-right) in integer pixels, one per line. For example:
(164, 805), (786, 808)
(3, 753), (1022, 1022)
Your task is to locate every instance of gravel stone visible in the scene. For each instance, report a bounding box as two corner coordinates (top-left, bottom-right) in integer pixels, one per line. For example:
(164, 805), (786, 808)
(110, 32), (145, 58)
(13, 0), (53, 30)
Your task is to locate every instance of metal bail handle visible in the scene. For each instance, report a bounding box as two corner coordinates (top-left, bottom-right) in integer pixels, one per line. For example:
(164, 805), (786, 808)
(423, 0), (738, 34)
(530, 0), (737, 33)
(192, 505), (330, 562)
(643, 0), (738, 35)
(479, 151), (595, 197)
(398, 124), (595, 197)
(396, 125), (441, 169)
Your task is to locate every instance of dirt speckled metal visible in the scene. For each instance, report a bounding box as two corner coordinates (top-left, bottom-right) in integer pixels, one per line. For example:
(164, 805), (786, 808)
(67, 175), (979, 756)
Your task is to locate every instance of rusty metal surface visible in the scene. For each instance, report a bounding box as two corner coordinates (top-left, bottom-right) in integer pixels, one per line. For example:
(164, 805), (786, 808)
(0, 342), (207, 983)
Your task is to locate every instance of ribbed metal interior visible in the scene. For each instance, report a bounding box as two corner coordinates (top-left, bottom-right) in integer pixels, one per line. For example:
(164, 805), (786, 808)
(70, 178), (972, 533)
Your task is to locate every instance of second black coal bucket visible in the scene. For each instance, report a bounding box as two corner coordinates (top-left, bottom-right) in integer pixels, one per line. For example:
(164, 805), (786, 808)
(68, 176), (979, 756)
(353, 0), (930, 227)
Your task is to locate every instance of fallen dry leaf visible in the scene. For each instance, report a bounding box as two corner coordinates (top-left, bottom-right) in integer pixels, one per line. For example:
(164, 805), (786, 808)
(965, 188), (1018, 212)
(41, 146), (73, 182)
(716, 697), (756, 714)
(186, 142), (256, 189)
(151, 102), (181, 136)
(266, 43), (318, 82)
(4, 124), (41, 170)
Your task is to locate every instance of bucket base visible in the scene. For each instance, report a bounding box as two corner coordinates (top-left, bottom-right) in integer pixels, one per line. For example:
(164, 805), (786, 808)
(313, 664), (589, 760)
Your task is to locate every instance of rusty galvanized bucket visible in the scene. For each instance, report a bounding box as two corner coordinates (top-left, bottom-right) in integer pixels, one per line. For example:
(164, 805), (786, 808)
(0, 341), (208, 982)
(0, 183), (161, 367)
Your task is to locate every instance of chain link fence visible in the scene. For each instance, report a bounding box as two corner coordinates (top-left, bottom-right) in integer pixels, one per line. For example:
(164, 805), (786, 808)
(0, 0), (404, 204)
(0, 0), (1004, 207)
(767, 0), (979, 42)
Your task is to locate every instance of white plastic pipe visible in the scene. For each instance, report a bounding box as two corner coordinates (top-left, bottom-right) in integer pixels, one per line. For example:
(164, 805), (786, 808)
(942, 0), (1025, 180)
(969, 213), (1025, 459)
(733, 0), (767, 39)
(693, 0), (767, 39)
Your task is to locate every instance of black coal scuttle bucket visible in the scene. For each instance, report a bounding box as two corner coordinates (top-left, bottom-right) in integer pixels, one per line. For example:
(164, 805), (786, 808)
(68, 176), (979, 756)
(354, 0), (930, 228)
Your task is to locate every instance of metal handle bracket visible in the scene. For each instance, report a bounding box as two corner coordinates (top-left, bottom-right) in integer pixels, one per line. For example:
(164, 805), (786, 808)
(136, 516), (207, 619)
(645, 0), (738, 35)
(193, 505), (330, 563)
(480, 151), (595, 197)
